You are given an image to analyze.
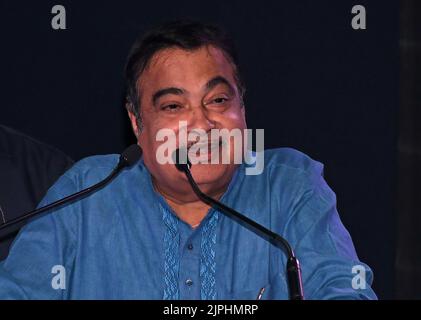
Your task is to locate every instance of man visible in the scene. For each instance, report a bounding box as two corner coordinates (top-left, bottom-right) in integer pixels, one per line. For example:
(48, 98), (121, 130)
(0, 125), (73, 261)
(0, 21), (376, 299)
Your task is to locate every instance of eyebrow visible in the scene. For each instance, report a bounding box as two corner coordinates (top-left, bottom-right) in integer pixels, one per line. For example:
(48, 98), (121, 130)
(205, 76), (235, 94)
(152, 87), (185, 106)
(151, 76), (235, 106)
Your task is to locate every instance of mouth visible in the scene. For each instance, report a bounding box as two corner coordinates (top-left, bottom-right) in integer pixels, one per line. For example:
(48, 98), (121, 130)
(187, 138), (222, 150)
(185, 138), (225, 162)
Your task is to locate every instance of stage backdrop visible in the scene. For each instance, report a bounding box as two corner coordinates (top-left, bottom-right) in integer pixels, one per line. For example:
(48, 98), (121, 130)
(0, 1), (398, 299)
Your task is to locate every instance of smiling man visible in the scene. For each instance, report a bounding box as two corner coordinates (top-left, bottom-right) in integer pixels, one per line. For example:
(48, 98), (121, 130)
(126, 40), (247, 228)
(0, 21), (376, 299)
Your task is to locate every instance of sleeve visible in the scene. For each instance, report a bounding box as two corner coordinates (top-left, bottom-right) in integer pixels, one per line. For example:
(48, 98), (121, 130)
(283, 170), (378, 300)
(0, 174), (78, 300)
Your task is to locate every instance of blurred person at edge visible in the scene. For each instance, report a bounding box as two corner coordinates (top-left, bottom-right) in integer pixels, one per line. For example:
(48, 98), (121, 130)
(0, 125), (73, 260)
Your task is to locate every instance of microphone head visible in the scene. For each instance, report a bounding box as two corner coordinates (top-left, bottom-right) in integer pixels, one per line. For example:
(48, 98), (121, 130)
(119, 144), (142, 168)
(173, 148), (192, 172)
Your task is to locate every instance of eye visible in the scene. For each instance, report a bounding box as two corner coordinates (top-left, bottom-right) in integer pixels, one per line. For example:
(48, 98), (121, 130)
(161, 104), (182, 112)
(207, 95), (230, 106)
(212, 97), (228, 104)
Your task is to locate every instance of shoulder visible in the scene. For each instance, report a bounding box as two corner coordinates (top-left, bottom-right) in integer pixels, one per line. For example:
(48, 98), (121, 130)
(60, 154), (120, 187)
(0, 125), (74, 210)
(0, 125), (73, 165)
(263, 147), (324, 178)
(35, 154), (121, 219)
(259, 148), (336, 210)
(69, 154), (119, 172)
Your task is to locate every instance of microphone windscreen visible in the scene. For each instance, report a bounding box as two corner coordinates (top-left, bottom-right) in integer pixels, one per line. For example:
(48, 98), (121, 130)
(173, 148), (191, 172)
(120, 144), (142, 167)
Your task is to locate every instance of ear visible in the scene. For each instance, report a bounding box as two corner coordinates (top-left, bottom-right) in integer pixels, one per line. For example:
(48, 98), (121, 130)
(127, 110), (140, 138)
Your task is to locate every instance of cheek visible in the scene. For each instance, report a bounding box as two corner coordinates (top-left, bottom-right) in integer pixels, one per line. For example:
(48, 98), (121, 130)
(218, 111), (247, 130)
(137, 125), (161, 166)
(138, 121), (183, 165)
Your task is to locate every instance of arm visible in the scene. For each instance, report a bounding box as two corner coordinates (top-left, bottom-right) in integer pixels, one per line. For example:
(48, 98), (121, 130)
(0, 175), (78, 300)
(284, 172), (377, 300)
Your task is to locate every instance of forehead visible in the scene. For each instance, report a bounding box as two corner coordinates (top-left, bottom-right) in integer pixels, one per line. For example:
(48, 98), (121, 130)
(138, 45), (237, 93)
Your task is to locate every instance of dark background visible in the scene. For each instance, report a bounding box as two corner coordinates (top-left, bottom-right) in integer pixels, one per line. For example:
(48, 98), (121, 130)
(0, 1), (400, 299)
(397, 0), (421, 299)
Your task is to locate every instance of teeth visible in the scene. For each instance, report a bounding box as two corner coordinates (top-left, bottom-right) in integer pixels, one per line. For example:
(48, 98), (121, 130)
(188, 140), (220, 150)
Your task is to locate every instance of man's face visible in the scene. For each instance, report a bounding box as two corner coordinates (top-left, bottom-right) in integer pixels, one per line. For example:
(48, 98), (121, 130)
(128, 45), (246, 199)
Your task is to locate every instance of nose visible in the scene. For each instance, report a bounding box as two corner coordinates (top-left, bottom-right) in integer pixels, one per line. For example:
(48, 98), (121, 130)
(189, 106), (216, 133)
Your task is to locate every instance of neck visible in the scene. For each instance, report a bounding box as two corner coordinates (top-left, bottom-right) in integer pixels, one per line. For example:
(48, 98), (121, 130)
(152, 179), (225, 227)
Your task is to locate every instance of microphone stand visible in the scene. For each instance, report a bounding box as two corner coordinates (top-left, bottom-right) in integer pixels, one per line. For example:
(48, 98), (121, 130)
(0, 144), (142, 231)
(175, 151), (304, 300)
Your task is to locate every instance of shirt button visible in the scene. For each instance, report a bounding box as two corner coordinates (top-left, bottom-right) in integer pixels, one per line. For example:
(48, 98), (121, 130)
(187, 244), (193, 250)
(185, 279), (193, 286)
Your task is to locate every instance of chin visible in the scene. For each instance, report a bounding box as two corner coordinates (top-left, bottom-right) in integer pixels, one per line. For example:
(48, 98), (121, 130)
(190, 163), (237, 187)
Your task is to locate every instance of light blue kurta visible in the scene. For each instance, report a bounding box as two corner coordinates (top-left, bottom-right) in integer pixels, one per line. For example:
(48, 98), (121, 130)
(0, 148), (376, 299)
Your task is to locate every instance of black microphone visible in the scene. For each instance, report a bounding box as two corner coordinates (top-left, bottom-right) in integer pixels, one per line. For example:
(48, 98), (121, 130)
(0, 144), (142, 231)
(174, 148), (304, 300)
